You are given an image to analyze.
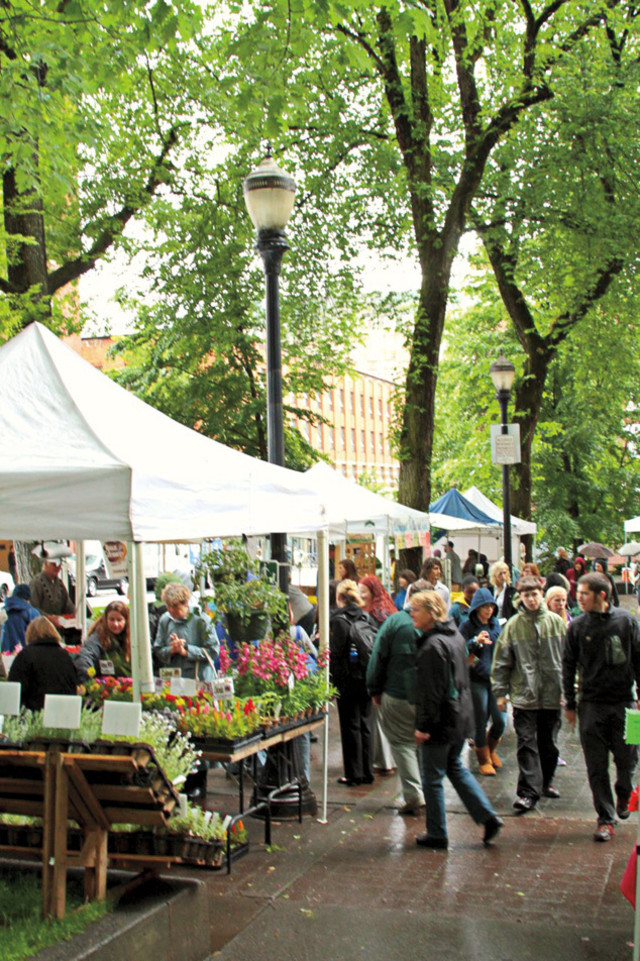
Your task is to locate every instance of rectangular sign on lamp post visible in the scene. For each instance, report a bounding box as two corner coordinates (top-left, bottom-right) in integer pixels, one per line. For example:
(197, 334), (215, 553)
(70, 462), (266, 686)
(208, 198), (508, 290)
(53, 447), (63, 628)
(490, 424), (521, 465)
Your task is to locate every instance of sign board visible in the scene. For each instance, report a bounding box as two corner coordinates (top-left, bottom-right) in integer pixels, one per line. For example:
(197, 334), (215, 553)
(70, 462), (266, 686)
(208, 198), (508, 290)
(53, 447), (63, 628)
(170, 676), (197, 697)
(102, 701), (142, 738)
(103, 541), (128, 579)
(490, 424), (521, 465)
(43, 694), (82, 730)
(0, 682), (21, 716)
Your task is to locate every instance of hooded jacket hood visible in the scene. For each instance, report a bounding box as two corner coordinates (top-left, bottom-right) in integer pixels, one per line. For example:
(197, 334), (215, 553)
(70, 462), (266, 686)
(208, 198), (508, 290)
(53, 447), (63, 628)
(468, 587), (498, 618)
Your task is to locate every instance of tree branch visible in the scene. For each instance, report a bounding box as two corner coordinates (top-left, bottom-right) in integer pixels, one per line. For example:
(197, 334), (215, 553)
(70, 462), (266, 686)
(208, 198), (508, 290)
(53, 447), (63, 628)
(46, 127), (179, 293)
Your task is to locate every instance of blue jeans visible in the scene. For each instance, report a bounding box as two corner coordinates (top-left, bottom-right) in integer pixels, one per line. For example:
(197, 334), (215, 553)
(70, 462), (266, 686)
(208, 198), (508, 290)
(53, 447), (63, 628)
(420, 738), (496, 841)
(470, 681), (506, 747)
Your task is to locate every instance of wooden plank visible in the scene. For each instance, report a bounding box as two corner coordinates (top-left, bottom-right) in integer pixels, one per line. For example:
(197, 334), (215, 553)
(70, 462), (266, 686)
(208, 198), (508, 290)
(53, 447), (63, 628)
(64, 754), (137, 775)
(65, 762), (111, 830)
(51, 752), (69, 921)
(0, 777), (43, 797)
(83, 827), (108, 902)
(41, 750), (57, 919)
(91, 784), (157, 805)
(0, 799), (43, 817)
(103, 808), (168, 827)
(0, 750), (46, 766)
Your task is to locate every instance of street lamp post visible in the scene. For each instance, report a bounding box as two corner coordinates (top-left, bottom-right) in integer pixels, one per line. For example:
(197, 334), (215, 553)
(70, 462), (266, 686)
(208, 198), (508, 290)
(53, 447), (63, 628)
(489, 355), (516, 577)
(243, 149), (296, 596)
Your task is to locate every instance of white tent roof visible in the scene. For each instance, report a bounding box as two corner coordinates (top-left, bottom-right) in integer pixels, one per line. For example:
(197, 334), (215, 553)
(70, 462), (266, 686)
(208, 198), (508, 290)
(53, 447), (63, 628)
(303, 462), (428, 536)
(625, 516), (640, 535)
(0, 323), (326, 541)
(463, 485), (537, 536)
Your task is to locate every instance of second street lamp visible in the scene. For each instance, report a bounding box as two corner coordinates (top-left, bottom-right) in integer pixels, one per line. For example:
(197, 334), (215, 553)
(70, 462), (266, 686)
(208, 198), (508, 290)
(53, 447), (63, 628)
(243, 149), (296, 595)
(489, 355), (516, 577)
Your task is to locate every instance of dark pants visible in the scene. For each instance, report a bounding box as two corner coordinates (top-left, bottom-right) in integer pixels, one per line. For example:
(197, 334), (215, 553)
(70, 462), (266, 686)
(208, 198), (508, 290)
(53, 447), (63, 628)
(579, 700), (638, 825)
(336, 680), (373, 782)
(513, 707), (561, 801)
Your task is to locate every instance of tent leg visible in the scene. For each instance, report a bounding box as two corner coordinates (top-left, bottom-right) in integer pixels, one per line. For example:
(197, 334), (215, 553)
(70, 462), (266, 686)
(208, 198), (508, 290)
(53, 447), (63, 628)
(317, 527), (329, 825)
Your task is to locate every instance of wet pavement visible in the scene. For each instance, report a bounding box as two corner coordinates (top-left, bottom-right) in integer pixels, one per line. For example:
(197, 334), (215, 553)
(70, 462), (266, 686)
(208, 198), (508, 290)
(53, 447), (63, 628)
(174, 669), (640, 961)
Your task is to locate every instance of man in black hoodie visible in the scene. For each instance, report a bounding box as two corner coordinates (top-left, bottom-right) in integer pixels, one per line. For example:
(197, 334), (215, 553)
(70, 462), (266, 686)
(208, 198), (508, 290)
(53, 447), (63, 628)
(563, 572), (640, 842)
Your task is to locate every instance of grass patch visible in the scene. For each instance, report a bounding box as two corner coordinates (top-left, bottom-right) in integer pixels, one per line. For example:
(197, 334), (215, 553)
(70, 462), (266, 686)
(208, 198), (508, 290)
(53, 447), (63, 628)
(0, 867), (110, 961)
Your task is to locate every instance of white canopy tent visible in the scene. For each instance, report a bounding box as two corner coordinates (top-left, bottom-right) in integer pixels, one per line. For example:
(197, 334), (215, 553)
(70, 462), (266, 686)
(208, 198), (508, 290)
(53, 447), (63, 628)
(303, 462), (429, 536)
(302, 463), (429, 587)
(463, 486), (537, 537)
(625, 516), (640, 535)
(0, 323), (336, 819)
(0, 324), (326, 543)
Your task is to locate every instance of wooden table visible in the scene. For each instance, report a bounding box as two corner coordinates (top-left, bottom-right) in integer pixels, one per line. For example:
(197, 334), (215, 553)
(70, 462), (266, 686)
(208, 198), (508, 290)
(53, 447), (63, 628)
(0, 745), (178, 919)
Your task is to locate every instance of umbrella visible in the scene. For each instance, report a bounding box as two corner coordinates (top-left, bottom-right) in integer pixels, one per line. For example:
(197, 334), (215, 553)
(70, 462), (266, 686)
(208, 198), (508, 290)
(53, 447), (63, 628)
(578, 542), (614, 558)
(618, 541), (640, 557)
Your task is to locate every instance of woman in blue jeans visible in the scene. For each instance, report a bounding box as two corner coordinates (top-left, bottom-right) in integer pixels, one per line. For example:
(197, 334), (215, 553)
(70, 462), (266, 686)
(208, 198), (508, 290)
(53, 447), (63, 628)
(460, 588), (506, 776)
(411, 589), (503, 849)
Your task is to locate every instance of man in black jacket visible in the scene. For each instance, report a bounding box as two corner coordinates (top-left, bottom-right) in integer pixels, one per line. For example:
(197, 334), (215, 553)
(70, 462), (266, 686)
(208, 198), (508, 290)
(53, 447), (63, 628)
(411, 590), (503, 850)
(563, 572), (640, 842)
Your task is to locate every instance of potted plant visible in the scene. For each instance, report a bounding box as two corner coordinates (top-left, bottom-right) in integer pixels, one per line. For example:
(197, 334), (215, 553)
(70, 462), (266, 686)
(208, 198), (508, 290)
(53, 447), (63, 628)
(197, 540), (288, 642)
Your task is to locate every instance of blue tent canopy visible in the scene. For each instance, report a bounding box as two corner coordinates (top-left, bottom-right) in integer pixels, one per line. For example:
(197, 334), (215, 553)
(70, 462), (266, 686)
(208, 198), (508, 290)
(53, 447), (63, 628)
(429, 488), (499, 527)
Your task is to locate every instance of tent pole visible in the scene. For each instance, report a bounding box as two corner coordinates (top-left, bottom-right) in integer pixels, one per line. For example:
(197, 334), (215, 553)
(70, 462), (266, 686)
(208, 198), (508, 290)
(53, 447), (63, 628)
(317, 527), (330, 824)
(128, 543), (154, 701)
(75, 541), (87, 640)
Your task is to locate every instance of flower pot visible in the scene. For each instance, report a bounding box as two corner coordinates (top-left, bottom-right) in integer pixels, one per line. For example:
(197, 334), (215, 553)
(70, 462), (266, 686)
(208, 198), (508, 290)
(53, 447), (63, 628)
(225, 611), (269, 643)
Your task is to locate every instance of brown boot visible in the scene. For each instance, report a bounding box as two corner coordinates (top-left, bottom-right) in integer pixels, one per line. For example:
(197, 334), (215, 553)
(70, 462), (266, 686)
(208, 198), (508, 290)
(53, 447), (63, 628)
(487, 736), (503, 769)
(475, 746), (496, 776)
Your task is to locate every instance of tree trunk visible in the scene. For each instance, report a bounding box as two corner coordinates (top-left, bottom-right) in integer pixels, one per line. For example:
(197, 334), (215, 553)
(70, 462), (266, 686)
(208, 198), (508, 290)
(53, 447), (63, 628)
(397, 253), (450, 512)
(3, 157), (51, 323)
(14, 541), (40, 585)
(510, 349), (553, 559)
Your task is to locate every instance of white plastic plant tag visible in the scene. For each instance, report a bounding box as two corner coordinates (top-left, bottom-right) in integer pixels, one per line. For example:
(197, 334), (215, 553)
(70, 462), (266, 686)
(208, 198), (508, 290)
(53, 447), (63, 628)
(287, 672), (295, 692)
(222, 815), (232, 831)
(274, 699), (282, 719)
(0, 682), (21, 716)
(178, 793), (189, 817)
(213, 677), (234, 699)
(102, 701), (142, 738)
(170, 677), (197, 697)
(159, 667), (181, 679)
(43, 694), (82, 730)
(173, 774), (186, 787)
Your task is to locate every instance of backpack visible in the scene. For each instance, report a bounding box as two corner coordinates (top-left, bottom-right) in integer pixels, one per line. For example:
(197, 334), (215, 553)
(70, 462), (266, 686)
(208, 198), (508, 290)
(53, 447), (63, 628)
(337, 611), (377, 679)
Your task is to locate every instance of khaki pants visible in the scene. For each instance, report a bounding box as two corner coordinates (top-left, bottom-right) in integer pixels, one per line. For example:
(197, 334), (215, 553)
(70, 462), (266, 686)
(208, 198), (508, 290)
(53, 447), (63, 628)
(379, 693), (424, 807)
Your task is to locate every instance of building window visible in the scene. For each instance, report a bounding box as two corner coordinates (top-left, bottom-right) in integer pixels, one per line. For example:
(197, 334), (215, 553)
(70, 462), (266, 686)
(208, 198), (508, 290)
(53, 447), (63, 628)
(361, 394), (365, 416)
(369, 397), (374, 417)
(350, 391), (355, 414)
(329, 392), (334, 411)
(378, 398), (383, 417)
(316, 425), (322, 446)
(360, 429), (365, 450)
(370, 430), (375, 451)
(339, 389), (345, 411)
(351, 428), (356, 449)
(340, 427), (346, 450)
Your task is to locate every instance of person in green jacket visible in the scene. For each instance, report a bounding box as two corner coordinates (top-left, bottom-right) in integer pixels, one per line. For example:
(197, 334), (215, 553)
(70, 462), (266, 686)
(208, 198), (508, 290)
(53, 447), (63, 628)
(491, 576), (567, 813)
(366, 605), (425, 816)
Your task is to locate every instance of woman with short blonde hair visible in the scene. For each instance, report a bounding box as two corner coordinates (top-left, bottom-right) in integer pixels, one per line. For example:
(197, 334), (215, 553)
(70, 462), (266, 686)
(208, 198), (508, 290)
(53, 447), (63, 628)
(409, 589), (448, 622)
(489, 561), (517, 621)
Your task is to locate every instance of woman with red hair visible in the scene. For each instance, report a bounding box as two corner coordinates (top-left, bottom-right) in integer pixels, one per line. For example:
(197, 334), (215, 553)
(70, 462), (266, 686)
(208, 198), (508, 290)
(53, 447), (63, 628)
(358, 574), (397, 773)
(359, 575), (397, 625)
